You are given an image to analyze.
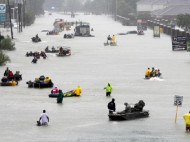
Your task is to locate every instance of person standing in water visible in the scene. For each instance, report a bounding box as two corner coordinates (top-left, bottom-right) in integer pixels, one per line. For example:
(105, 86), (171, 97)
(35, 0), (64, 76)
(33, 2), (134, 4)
(57, 90), (63, 103)
(108, 98), (116, 114)
(183, 111), (190, 132)
(104, 83), (112, 96)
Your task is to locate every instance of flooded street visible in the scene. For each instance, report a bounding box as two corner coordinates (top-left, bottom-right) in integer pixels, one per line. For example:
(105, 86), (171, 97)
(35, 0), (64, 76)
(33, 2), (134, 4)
(0, 12), (190, 142)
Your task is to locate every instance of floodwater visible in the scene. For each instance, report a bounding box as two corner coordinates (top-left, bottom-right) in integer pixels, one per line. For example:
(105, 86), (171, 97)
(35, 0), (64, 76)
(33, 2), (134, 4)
(0, 12), (190, 142)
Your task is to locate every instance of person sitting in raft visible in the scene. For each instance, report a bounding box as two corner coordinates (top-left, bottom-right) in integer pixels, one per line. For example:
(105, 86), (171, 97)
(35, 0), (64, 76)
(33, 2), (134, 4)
(15, 71), (20, 76)
(45, 46), (49, 52)
(8, 71), (14, 78)
(44, 76), (50, 83)
(145, 68), (151, 78)
(40, 51), (47, 59)
(155, 68), (159, 77)
(34, 77), (40, 83)
(51, 87), (59, 94)
(39, 75), (45, 81)
(36, 34), (39, 40)
(157, 69), (161, 77)
(150, 67), (155, 77)
(28, 51), (33, 56)
(4, 67), (10, 76)
(118, 102), (131, 114)
(26, 52), (29, 57)
(10, 79), (16, 86)
(72, 85), (82, 96)
(107, 35), (111, 44)
(52, 46), (55, 52)
(112, 35), (116, 43)
(1, 76), (8, 83)
(59, 47), (63, 55)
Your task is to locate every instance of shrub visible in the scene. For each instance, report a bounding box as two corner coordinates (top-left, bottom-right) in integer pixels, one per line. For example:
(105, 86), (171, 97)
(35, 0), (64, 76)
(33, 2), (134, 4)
(25, 11), (36, 26)
(0, 50), (10, 65)
(0, 36), (15, 51)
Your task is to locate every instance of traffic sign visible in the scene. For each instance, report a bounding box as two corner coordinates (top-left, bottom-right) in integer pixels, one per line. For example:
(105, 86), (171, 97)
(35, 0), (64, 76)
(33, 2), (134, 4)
(0, 4), (6, 13)
(0, 13), (6, 22)
(174, 95), (183, 106)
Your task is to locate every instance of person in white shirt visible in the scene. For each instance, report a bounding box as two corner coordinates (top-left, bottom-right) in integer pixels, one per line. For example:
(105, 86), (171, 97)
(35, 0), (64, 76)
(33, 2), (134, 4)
(39, 110), (49, 125)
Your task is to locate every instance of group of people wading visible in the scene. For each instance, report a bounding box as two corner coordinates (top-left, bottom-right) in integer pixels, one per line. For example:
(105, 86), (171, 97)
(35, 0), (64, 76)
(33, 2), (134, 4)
(107, 35), (116, 44)
(26, 51), (47, 64)
(145, 67), (162, 79)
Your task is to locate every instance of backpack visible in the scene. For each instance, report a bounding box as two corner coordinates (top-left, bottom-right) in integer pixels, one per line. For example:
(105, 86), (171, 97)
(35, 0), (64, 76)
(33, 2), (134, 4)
(108, 102), (113, 109)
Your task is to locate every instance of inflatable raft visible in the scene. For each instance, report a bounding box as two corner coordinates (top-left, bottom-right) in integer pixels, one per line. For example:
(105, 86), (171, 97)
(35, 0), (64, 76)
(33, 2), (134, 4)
(32, 37), (41, 43)
(49, 91), (79, 98)
(0, 81), (18, 86)
(45, 50), (59, 53)
(27, 80), (54, 88)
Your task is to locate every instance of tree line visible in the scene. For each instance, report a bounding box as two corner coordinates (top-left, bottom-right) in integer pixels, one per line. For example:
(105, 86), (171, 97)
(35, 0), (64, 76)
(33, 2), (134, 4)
(83, 0), (139, 17)
(177, 14), (190, 31)
(24, 0), (45, 26)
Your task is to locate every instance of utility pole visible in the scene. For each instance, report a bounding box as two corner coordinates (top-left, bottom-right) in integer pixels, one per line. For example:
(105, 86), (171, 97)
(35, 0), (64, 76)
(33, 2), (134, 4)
(7, 0), (14, 39)
(115, 0), (117, 21)
(22, 0), (25, 28)
(18, 3), (23, 32)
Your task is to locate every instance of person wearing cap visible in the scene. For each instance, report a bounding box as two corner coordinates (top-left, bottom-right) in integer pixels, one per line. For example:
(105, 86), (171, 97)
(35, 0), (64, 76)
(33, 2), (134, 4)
(183, 111), (190, 132)
(39, 110), (49, 125)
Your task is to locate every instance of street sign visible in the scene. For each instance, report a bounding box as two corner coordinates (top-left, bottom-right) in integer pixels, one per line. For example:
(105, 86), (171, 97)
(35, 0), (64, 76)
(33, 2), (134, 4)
(174, 95), (183, 106)
(0, 4), (6, 13)
(0, 13), (6, 22)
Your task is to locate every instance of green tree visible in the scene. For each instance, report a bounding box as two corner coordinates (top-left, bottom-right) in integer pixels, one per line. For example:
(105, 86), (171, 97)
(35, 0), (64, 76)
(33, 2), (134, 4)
(0, 50), (10, 65)
(27, 0), (45, 15)
(24, 10), (35, 26)
(177, 14), (190, 31)
(0, 36), (15, 51)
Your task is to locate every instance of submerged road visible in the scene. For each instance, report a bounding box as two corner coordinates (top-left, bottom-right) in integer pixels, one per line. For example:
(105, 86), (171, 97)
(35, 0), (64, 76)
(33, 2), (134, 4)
(0, 12), (190, 142)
